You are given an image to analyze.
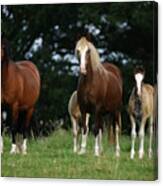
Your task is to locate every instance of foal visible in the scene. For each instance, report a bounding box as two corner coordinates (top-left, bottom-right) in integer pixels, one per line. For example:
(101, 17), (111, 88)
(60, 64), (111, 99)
(128, 66), (154, 159)
(68, 91), (90, 153)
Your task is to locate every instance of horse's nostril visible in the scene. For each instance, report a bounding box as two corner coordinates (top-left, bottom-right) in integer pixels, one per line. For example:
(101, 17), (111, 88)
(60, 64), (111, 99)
(80, 67), (87, 75)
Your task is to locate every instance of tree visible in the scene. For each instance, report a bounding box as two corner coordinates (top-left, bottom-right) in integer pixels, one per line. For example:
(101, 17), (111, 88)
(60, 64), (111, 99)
(1, 1), (158, 135)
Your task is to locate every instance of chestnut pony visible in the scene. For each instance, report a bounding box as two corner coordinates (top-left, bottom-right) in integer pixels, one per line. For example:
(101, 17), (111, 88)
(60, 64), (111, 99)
(75, 37), (122, 156)
(1, 38), (40, 154)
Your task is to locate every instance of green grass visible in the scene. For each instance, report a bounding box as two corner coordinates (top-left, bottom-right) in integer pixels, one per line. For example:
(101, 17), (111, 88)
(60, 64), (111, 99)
(1, 129), (157, 180)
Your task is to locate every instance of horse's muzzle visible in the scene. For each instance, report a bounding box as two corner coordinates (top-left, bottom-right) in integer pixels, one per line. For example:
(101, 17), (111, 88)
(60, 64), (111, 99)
(80, 67), (87, 75)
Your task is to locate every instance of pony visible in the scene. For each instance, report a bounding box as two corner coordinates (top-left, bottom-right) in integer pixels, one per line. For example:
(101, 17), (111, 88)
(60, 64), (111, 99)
(68, 90), (90, 153)
(128, 66), (154, 159)
(1, 37), (40, 154)
(75, 37), (123, 156)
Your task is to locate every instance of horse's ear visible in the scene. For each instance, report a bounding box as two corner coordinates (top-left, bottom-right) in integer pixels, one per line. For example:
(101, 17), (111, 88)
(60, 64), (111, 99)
(134, 65), (145, 75)
(85, 33), (92, 42)
(76, 33), (82, 42)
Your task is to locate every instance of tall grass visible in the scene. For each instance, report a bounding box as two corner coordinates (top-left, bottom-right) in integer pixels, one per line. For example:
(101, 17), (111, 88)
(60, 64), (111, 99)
(1, 129), (157, 180)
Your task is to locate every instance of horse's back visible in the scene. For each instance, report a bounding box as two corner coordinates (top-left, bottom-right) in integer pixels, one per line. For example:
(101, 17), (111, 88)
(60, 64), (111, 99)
(142, 84), (154, 115)
(15, 61), (40, 107)
(102, 62), (122, 85)
(16, 61), (40, 83)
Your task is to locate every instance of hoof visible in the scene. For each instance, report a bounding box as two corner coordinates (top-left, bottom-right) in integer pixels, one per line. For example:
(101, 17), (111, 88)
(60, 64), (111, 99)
(73, 148), (78, 154)
(148, 150), (153, 159)
(94, 152), (100, 157)
(78, 148), (86, 155)
(116, 151), (120, 158)
(139, 151), (144, 159)
(10, 144), (17, 154)
(130, 150), (135, 159)
(22, 150), (27, 155)
(95, 148), (100, 157)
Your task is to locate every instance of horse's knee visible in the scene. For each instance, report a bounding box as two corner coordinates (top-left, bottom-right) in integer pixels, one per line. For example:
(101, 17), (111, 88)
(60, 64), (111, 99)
(94, 127), (99, 137)
(73, 129), (78, 138)
(139, 130), (144, 139)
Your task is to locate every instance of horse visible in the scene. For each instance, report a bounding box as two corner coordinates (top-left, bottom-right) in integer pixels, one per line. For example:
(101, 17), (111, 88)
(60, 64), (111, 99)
(128, 66), (154, 159)
(1, 38), (40, 154)
(75, 37), (123, 156)
(68, 90), (90, 153)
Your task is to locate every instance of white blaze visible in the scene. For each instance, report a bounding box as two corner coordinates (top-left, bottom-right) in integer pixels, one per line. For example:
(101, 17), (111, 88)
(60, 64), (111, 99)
(80, 46), (88, 74)
(135, 73), (144, 96)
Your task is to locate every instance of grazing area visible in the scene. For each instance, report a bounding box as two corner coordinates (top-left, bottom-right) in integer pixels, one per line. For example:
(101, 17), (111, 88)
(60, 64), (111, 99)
(1, 2), (158, 181)
(2, 129), (157, 180)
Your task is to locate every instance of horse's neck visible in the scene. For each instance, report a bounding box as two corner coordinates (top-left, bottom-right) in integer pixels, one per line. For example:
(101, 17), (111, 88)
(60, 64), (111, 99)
(2, 60), (15, 89)
(2, 61), (9, 84)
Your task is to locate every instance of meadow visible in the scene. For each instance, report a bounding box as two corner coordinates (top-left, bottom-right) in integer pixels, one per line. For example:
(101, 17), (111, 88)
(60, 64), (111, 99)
(1, 129), (157, 180)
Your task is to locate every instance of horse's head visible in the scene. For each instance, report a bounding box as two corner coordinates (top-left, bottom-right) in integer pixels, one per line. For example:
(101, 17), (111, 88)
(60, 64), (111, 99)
(1, 37), (10, 65)
(75, 37), (91, 75)
(134, 66), (145, 96)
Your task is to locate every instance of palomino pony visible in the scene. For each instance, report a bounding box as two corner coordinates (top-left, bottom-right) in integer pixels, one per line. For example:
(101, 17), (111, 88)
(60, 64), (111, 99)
(128, 66), (154, 159)
(68, 90), (90, 153)
(1, 38), (40, 154)
(75, 37), (123, 156)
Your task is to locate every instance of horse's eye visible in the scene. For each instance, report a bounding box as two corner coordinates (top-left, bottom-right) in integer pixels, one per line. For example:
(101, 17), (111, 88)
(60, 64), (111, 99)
(76, 50), (80, 60)
(87, 48), (90, 54)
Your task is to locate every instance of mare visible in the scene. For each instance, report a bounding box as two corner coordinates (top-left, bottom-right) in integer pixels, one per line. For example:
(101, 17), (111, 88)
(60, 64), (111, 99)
(75, 37), (123, 156)
(1, 38), (40, 154)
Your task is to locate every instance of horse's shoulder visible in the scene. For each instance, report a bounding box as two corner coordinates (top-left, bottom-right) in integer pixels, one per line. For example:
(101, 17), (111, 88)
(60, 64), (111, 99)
(143, 84), (154, 95)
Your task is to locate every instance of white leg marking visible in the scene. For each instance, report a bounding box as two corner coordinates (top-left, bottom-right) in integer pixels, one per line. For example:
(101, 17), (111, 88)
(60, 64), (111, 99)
(78, 114), (89, 155)
(10, 144), (17, 154)
(130, 115), (136, 159)
(148, 116), (153, 159)
(78, 128), (87, 155)
(115, 124), (120, 157)
(1, 136), (3, 154)
(71, 117), (78, 153)
(22, 139), (27, 155)
(99, 129), (103, 154)
(139, 125), (145, 159)
(95, 131), (100, 157)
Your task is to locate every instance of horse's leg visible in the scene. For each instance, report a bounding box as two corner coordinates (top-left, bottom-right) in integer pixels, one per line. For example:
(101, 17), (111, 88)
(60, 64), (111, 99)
(71, 116), (78, 153)
(94, 112), (103, 156)
(10, 103), (19, 154)
(130, 115), (136, 159)
(115, 112), (120, 157)
(21, 108), (34, 155)
(148, 116), (153, 158)
(138, 116), (147, 159)
(107, 114), (115, 144)
(78, 112), (88, 155)
(0, 135), (3, 154)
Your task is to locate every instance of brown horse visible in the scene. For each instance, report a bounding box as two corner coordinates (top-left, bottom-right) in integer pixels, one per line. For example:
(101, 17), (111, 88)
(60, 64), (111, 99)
(128, 66), (154, 159)
(1, 38), (40, 154)
(75, 37), (123, 156)
(68, 90), (90, 153)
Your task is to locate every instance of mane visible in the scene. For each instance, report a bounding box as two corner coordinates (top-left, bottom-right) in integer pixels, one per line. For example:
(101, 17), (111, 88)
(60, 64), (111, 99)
(1, 38), (11, 64)
(88, 41), (101, 69)
(76, 37), (101, 71)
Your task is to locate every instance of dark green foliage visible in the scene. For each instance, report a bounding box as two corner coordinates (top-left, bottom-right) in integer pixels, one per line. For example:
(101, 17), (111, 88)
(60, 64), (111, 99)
(1, 1), (158, 136)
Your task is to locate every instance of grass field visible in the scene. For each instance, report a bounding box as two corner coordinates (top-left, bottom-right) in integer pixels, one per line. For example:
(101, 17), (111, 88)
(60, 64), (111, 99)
(1, 129), (157, 180)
